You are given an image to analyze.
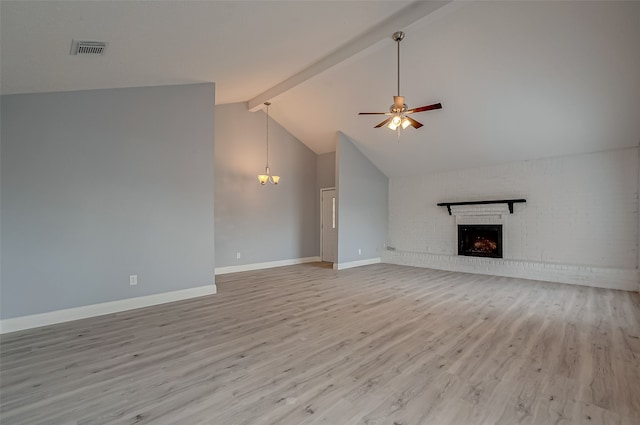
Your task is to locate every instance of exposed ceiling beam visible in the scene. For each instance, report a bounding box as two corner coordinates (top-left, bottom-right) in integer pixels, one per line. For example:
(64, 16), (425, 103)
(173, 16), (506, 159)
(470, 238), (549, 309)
(247, 0), (454, 111)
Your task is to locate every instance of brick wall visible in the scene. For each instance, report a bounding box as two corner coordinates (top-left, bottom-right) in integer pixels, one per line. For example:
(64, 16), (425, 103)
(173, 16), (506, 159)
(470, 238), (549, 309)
(384, 147), (639, 291)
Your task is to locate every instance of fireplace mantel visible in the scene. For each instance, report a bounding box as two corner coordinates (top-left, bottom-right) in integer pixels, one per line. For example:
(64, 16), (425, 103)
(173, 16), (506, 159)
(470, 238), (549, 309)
(437, 199), (526, 215)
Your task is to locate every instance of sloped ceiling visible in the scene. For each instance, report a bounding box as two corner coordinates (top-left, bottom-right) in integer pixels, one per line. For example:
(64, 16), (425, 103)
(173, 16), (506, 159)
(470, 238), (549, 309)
(2, 1), (639, 177)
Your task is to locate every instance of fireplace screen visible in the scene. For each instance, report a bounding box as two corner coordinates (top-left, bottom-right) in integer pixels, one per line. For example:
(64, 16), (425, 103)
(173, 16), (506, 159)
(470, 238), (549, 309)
(458, 224), (503, 258)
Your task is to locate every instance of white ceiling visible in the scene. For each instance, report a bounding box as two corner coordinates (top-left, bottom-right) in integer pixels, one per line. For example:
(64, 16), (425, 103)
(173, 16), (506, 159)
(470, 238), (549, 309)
(2, 1), (639, 177)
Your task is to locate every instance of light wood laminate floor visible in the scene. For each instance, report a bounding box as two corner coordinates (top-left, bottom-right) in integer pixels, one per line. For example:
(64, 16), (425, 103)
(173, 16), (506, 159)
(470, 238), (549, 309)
(1, 264), (639, 425)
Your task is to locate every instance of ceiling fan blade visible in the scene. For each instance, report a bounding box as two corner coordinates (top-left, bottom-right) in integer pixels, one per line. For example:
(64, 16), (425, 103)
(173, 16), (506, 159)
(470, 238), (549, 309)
(374, 117), (393, 128)
(406, 102), (442, 114)
(405, 116), (423, 129)
(359, 112), (391, 115)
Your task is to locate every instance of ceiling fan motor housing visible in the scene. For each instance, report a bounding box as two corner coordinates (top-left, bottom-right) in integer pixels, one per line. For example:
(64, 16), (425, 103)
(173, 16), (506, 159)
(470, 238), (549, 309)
(391, 96), (407, 113)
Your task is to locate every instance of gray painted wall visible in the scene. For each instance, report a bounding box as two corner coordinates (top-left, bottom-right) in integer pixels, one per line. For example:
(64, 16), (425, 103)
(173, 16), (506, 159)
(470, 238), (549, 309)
(1, 84), (216, 319)
(317, 152), (336, 190)
(336, 132), (388, 264)
(214, 103), (318, 268)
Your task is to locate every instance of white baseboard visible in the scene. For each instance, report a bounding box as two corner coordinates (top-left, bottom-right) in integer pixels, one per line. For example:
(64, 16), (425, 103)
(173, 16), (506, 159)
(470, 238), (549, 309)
(215, 256), (321, 275)
(333, 257), (381, 270)
(383, 251), (638, 292)
(0, 284), (217, 334)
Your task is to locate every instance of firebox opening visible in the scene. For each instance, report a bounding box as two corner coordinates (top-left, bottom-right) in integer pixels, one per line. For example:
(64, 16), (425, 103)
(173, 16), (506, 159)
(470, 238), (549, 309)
(458, 224), (503, 258)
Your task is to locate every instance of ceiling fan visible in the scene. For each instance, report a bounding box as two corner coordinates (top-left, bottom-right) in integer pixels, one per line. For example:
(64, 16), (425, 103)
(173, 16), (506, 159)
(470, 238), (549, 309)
(359, 31), (442, 131)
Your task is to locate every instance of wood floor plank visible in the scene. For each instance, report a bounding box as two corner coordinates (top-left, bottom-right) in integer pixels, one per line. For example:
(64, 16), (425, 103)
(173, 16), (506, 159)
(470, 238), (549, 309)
(1, 263), (638, 425)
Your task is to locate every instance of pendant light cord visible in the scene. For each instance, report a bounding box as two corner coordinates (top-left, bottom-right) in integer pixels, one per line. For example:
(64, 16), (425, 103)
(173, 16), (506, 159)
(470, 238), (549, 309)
(265, 102), (270, 169)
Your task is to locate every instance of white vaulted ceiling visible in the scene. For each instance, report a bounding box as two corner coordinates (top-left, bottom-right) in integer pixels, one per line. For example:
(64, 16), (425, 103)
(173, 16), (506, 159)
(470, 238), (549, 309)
(2, 1), (639, 177)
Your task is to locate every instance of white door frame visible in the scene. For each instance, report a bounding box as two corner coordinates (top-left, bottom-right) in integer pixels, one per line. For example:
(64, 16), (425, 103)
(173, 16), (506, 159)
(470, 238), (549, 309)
(320, 187), (336, 262)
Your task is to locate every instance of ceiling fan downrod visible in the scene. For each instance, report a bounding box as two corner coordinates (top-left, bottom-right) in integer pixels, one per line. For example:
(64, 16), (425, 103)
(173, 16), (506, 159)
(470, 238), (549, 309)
(392, 31), (404, 97)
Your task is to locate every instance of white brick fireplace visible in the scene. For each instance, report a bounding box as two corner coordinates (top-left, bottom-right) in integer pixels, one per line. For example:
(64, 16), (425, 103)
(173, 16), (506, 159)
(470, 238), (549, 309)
(383, 148), (639, 291)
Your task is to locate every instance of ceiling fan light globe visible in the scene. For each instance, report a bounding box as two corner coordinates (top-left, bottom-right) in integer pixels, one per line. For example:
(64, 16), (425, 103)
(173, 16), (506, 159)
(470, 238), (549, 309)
(401, 117), (411, 129)
(388, 121), (399, 131)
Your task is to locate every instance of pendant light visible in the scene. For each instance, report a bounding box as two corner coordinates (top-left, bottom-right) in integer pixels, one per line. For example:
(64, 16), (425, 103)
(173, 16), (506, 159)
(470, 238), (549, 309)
(257, 102), (280, 185)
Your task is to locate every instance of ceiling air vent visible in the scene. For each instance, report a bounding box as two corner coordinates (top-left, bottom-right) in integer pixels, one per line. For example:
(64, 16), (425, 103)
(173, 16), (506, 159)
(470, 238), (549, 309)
(70, 40), (107, 56)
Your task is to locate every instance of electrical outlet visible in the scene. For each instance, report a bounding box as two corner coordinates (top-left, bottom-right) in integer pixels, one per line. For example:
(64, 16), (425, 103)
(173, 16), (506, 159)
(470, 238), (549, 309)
(129, 275), (137, 286)
(358, 248), (362, 255)
(236, 252), (241, 259)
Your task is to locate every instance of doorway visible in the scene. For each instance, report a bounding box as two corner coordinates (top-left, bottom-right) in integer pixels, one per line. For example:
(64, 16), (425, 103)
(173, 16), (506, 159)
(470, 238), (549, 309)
(320, 188), (337, 263)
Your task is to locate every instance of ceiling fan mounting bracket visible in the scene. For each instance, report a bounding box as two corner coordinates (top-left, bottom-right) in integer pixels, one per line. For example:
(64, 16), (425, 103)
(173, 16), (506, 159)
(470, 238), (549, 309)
(392, 31), (405, 42)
